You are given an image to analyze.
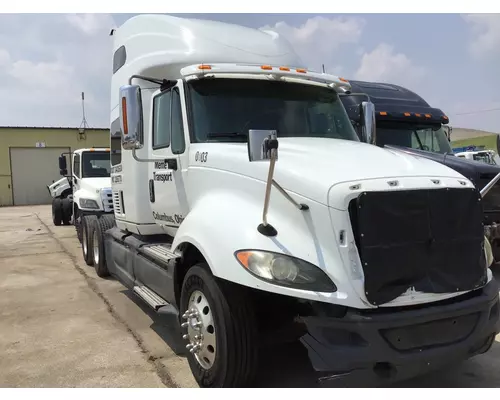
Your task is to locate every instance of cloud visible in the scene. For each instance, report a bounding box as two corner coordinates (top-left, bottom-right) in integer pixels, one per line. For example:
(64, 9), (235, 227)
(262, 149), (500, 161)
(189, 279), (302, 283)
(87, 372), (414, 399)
(66, 13), (116, 36)
(462, 13), (500, 59)
(0, 14), (115, 128)
(261, 16), (365, 73)
(354, 43), (426, 88)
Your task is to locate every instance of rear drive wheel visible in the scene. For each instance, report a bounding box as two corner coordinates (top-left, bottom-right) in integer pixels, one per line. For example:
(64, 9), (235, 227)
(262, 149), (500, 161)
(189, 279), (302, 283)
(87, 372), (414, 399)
(180, 264), (258, 388)
(81, 215), (97, 266)
(52, 198), (62, 226)
(91, 215), (115, 278)
(61, 198), (72, 225)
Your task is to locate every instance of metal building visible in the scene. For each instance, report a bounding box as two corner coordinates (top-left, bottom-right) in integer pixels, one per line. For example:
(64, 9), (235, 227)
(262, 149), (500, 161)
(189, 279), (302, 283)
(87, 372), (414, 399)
(0, 126), (109, 206)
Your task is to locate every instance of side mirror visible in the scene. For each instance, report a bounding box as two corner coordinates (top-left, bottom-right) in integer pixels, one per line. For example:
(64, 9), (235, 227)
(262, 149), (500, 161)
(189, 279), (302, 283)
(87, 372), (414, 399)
(361, 101), (376, 145)
(59, 155), (67, 170)
(58, 155), (67, 176)
(119, 84), (144, 150)
(247, 129), (278, 162)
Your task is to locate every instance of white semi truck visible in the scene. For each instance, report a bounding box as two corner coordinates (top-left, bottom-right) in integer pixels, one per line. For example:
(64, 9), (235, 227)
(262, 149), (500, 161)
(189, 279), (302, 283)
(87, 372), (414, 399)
(54, 148), (114, 264)
(81, 14), (499, 387)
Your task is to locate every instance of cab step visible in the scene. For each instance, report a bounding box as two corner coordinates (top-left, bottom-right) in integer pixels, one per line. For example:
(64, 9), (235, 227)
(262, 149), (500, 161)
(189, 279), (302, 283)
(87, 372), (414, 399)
(140, 244), (181, 264)
(133, 285), (170, 311)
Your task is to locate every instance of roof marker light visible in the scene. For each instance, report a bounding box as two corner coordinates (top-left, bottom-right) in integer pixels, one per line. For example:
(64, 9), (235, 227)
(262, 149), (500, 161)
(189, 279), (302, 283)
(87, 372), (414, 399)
(261, 65), (272, 70)
(279, 66), (290, 71)
(296, 68), (307, 73)
(380, 111), (388, 116)
(425, 114), (432, 118)
(339, 77), (349, 83)
(198, 64), (212, 70)
(404, 112), (411, 117)
(415, 113), (421, 117)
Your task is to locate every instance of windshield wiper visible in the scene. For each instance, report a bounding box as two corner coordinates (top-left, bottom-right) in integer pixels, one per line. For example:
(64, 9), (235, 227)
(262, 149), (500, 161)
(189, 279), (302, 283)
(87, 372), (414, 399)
(207, 132), (248, 142)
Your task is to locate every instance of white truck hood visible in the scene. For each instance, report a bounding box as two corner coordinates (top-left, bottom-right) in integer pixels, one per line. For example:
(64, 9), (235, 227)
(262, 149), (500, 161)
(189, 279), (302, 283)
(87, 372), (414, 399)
(79, 177), (112, 192)
(200, 138), (470, 206)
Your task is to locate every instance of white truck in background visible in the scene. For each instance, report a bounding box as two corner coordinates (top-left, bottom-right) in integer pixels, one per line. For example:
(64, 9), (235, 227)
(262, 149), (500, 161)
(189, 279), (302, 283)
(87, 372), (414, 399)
(455, 149), (500, 166)
(79, 14), (499, 388)
(54, 148), (114, 264)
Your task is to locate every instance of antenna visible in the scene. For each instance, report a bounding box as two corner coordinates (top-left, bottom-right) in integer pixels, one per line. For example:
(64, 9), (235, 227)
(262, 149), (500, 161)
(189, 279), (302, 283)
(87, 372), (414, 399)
(79, 91), (90, 131)
(322, 64), (325, 73)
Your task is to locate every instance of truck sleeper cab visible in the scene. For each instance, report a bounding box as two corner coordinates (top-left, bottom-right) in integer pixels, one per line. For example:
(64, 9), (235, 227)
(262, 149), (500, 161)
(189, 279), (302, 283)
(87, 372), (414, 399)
(86, 14), (500, 388)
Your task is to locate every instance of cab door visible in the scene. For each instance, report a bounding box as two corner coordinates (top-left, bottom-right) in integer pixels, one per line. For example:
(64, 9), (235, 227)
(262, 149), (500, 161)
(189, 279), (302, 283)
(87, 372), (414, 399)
(149, 82), (188, 237)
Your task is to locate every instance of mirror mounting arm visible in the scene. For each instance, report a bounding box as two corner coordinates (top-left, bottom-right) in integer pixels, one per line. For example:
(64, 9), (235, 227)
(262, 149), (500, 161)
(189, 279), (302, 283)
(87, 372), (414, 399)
(271, 180), (309, 211)
(251, 131), (309, 238)
(132, 148), (158, 163)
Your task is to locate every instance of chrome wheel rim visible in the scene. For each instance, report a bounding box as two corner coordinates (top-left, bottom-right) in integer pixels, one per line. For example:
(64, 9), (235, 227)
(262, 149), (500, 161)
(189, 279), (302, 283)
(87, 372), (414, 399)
(181, 290), (217, 370)
(82, 224), (87, 255)
(93, 229), (99, 265)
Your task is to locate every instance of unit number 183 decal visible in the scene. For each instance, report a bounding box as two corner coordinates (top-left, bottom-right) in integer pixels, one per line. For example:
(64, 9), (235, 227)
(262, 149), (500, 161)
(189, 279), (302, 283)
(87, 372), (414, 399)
(195, 151), (208, 163)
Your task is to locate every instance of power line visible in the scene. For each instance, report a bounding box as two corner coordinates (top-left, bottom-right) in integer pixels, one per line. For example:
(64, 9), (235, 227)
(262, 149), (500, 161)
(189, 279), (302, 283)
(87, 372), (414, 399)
(452, 107), (500, 116)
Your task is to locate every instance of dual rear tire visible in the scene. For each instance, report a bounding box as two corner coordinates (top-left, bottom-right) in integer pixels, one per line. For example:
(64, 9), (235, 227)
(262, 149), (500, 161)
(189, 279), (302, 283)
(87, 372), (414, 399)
(81, 214), (114, 277)
(52, 197), (72, 226)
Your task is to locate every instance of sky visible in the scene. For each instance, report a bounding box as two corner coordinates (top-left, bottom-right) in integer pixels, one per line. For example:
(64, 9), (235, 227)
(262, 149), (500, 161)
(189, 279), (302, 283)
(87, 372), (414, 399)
(0, 13), (499, 132)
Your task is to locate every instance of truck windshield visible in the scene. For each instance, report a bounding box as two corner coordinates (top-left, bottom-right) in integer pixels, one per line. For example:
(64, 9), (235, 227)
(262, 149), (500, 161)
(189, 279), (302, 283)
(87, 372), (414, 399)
(187, 78), (359, 143)
(81, 152), (111, 178)
(375, 122), (453, 154)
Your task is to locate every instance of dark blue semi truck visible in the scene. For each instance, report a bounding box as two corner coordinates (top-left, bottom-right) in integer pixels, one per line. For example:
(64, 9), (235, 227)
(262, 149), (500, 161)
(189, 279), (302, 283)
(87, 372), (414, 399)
(339, 80), (500, 262)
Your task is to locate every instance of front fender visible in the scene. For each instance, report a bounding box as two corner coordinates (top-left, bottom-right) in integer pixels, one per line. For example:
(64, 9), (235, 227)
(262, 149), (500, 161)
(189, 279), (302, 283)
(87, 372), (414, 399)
(171, 184), (362, 307)
(74, 189), (103, 211)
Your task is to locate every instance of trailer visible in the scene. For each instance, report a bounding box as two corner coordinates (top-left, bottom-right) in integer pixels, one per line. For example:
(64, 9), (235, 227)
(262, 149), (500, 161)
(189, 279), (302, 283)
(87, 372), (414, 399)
(79, 14), (499, 387)
(340, 80), (500, 263)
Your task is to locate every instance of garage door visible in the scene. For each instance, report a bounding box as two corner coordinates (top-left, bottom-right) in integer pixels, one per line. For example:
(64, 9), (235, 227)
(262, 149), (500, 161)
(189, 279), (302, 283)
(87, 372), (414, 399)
(10, 147), (70, 206)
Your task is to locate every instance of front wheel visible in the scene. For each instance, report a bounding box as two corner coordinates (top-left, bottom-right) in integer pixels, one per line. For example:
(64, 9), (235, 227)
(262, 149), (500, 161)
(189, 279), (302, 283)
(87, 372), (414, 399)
(180, 264), (259, 388)
(81, 215), (98, 266)
(61, 198), (72, 225)
(52, 198), (62, 226)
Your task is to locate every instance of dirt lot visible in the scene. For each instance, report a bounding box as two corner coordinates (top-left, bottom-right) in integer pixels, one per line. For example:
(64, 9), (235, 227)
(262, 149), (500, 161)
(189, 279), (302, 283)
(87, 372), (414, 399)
(1, 205), (500, 388)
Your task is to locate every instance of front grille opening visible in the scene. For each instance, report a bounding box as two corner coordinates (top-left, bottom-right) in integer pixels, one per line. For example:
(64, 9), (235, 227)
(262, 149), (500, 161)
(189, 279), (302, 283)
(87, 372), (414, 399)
(347, 188), (487, 306)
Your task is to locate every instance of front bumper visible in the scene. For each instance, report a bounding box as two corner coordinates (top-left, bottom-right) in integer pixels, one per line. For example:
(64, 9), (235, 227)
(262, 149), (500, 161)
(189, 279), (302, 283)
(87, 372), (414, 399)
(299, 279), (500, 387)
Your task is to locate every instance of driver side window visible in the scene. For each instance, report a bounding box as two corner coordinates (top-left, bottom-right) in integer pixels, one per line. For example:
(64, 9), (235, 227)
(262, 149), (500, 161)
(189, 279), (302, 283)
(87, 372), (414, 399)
(153, 90), (172, 149)
(73, 154), (80, 178)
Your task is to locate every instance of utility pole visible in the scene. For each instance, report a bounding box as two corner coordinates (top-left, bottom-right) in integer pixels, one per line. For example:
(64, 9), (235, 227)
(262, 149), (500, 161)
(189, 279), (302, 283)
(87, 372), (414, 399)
(79, 91), (90, 132)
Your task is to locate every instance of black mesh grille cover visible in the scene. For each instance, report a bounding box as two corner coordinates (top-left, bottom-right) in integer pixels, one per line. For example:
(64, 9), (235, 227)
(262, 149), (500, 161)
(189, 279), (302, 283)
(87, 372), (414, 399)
(349, 187), (488, 306)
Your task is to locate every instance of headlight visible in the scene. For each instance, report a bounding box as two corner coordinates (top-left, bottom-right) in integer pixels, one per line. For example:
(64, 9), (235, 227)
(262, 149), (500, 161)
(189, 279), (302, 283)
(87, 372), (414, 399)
(79, 198), (99, 209)
(234, 250), (337, 292)
(484, 236), (494, 268)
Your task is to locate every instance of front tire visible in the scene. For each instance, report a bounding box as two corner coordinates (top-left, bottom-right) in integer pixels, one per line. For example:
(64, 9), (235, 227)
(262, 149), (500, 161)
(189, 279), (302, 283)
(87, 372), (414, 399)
(91, 215), (114, 278)
(61, 198), (72, 225)
(81, 215), (97, 266)
(52, 198), (62, 226)
(180, 264), (258, 388)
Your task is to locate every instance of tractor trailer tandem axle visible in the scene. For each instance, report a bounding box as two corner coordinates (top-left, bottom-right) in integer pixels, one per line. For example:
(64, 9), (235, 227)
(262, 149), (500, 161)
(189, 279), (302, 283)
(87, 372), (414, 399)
(78, 14), (499, 388)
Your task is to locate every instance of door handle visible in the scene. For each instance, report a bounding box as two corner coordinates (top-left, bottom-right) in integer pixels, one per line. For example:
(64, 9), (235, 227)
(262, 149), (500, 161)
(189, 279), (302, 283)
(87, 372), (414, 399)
(165, 158), (178, 171)
(149, 179), (155, 203)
